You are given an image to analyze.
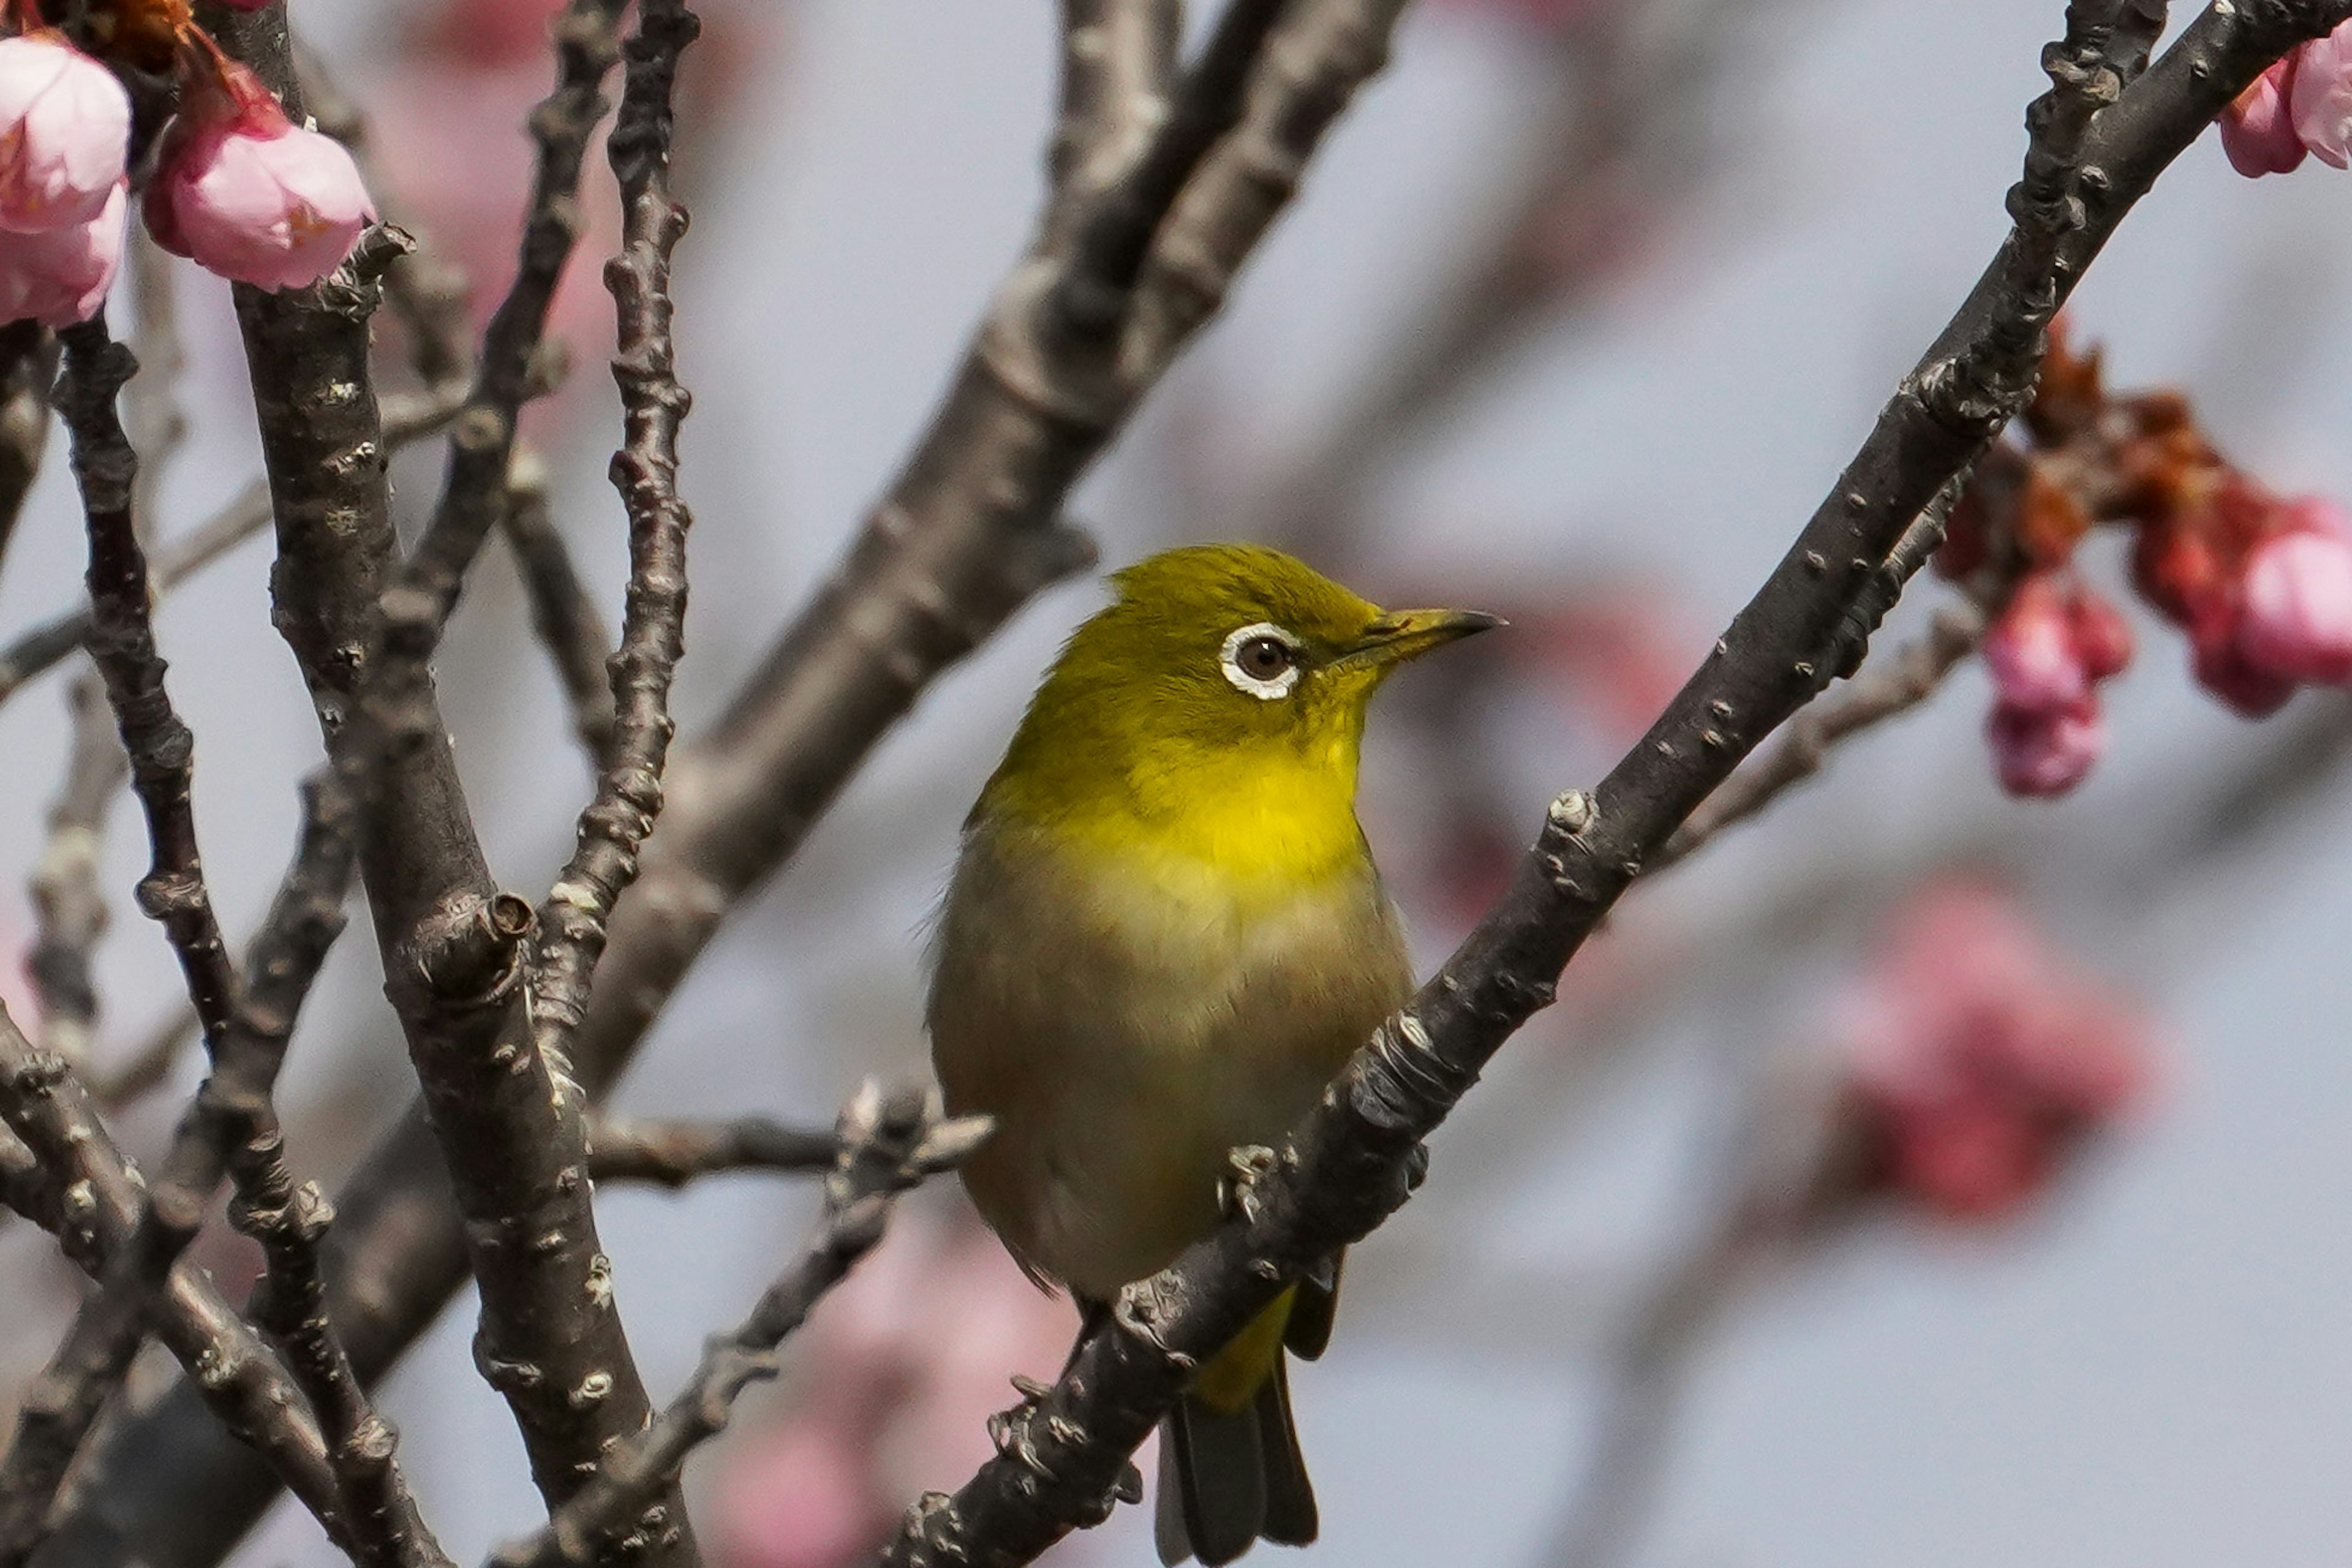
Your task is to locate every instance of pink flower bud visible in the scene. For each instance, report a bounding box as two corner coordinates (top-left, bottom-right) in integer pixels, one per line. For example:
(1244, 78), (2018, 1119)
(0, 177), (123, 326)
(2071, 586), (2135, 680)
(2234, 501), (2352, 684)
(1986, 698), (2105, 799)
(0, 34), (131, 232)
(145, 56), (375, 291)
(2291, 21), (2352, 168)
(2220, 56), (2310, 176)
(2191, 612), (2298, 717)
(1984, 571), (2132, 698)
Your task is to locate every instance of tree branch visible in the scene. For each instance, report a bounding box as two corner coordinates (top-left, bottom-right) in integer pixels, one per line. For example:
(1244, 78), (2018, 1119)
(530, 0), (700, 1065)
(0, 322), (55, 565)
(1050, 0), (1178, 197)
(0, 1001), (345, 1555)
(503, 456), (617, 761)
(587, 1115), (839, 1188)
(494, 1091), (989, 1568)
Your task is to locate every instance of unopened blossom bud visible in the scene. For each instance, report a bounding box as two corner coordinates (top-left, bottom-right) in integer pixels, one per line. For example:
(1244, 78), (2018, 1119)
(2234, 502), (2352, 684)
(2291, 21), (2352, 168)
(0, 33), (131, 232)
(1986, 698), (2105, 799)
(144, 54), (374, 291)
(0, 177), (122, 326)
(2220, 56), (2310, 176)
(1983, 571), (2092, 712)
(2190, 612), (2298, 718)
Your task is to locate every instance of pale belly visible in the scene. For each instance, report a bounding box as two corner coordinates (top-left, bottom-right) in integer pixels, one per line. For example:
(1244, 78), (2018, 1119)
(927, 815), (1412, 1299)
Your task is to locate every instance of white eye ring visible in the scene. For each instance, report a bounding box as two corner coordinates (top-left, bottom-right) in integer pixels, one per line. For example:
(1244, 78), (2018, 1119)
(1220, 622), (1302, 700)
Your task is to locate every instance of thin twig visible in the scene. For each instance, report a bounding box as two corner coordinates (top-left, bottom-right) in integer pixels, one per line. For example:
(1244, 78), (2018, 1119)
(0, 322), (58, 567)
(0, 320), (249, 1556)
(530, 0), (700, 1065)
(496, 1089), (989, 1568)
(24, 673), (127, 1068)
(214, 772), (449, 1568)
(587, 1115), (838, 1187)
(876, 6), (2352, 1562)
(1048, 0), (1287, 334)
(0, 381), (473, 717)
(0, 1001), (345, 1553)
(401, 0), (629, 630)
(503, 456), (617, 761)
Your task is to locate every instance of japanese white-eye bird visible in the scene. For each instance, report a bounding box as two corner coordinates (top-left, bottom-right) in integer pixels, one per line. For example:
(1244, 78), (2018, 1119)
(927, 543), (1499, 1564)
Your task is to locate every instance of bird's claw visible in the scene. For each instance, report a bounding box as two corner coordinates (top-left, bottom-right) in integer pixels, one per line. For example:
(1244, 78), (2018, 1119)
(1219, 1144), (1280, 1226)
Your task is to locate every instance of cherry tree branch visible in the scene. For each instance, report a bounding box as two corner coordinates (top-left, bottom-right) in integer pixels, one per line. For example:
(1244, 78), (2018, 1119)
(493, 1091), (989, 1568)
(586, 1115), (839, 1186)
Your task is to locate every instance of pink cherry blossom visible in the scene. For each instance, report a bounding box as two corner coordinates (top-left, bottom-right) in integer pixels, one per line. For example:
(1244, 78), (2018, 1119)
(1837, 883), (2150, 1221)
(145, 57), (374, 292)
(2220, 56), (2309, 176)
(0, 33), (130, 232)
(2233, 503), (2352, 684)
(0, 177), (123, 326)
(1986, 698), (2105, 799)
(2290, 21), (2352, 168)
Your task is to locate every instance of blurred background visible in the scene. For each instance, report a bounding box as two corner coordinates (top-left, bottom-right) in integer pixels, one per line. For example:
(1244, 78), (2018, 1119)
(4, 0), (2351, 1564)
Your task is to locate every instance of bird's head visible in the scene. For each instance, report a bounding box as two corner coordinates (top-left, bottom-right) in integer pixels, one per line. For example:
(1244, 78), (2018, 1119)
(982, 544), (1501, 832)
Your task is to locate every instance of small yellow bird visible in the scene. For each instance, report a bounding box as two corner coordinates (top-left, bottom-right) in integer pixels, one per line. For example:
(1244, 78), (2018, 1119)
(927, 544), (1498, 1564)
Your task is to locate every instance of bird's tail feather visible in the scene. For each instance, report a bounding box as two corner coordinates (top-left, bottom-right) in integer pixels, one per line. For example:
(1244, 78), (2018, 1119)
(1154, 1357), (1317, 1565)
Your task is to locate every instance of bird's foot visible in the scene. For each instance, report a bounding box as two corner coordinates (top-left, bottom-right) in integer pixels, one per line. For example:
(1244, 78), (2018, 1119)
(1218, 1144), (1280, 1227)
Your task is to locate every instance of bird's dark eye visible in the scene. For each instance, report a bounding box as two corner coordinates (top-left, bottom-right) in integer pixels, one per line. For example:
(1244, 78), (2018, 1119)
(1234, 635), (1294, 681)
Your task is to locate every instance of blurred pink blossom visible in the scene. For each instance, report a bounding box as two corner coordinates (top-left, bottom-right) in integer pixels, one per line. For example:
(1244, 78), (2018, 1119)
(2290, 21), (2352, 167)
(144, 54), (374, 291)
(1979, 569), (2132, 799)
(2218, 56), (2309, 176)
(2233, 503), (2352, 684)
(714, 1206), (1078, 1568)
(1985, 698), (2105, 799)
(0, 177), (122, 326)
(1837, 883), (2151, 1221)
(0, 32), (130, 232)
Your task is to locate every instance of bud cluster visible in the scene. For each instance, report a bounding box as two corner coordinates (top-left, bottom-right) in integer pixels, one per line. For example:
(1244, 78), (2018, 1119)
(1, 0), (373, 327)
(1942, 326), (2352, 797)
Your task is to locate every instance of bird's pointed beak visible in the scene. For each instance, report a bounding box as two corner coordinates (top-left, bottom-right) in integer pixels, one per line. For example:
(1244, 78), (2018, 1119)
(1330, 606), (1506, 673)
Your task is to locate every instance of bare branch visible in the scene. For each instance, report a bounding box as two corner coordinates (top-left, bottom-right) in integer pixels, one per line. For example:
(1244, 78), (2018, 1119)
(0, 322), (55, 564)
(401, 0), (628, 630)
(530, 0), (701, 1057)
(205, 9), (685, 1556)
(0, 383), (472, 719)
(1050, 0), (1178, 195)
(0, 320), (249, 1555)
(0, 1001), (345, 1551)
(495, 1090), (985, 1568)
(24, 673), (126, 1068)
(587, 1115), (838, 1187)
(502, 456), (616, 761)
